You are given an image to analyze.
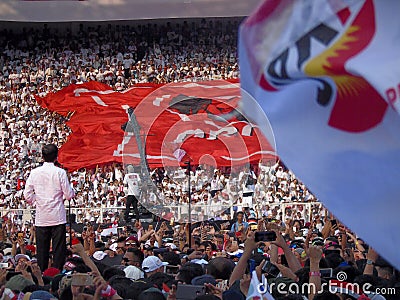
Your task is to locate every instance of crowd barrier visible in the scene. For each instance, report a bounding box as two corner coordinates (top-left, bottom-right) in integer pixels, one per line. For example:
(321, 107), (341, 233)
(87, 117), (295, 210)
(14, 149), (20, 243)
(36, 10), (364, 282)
(0, 202), (322, 225)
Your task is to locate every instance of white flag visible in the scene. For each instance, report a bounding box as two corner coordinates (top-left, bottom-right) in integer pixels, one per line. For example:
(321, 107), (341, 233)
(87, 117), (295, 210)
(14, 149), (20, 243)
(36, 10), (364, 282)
(239, 0), (400, 269)
(173, 148), (187, 162)
(246, 271), (275, 300)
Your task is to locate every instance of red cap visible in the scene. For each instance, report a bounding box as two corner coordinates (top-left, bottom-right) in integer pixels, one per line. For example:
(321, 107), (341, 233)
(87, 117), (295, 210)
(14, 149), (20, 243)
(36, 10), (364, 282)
(126, 236), (139, 246)
(43, 267), (60, 277)
(26, 245), (36, 253)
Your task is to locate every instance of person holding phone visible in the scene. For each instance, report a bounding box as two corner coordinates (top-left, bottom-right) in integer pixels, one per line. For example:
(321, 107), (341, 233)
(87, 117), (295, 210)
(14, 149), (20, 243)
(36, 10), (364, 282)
(23, 144), (75, 271)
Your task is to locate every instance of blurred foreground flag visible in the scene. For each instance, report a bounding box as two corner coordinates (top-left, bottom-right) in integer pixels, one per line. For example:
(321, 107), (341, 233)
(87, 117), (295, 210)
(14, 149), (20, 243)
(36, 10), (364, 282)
(239, 0), (400, 269)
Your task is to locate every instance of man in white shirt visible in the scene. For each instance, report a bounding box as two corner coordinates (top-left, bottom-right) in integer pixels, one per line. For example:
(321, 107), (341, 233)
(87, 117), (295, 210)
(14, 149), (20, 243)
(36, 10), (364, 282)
(23, 144), (75, 271)
(123, 165), (141, 222)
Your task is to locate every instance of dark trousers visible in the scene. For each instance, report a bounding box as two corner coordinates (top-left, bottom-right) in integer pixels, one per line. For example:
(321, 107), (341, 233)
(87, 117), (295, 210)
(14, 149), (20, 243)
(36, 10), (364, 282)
(35, 224), (66, 271)
(125, 195), (139, 221)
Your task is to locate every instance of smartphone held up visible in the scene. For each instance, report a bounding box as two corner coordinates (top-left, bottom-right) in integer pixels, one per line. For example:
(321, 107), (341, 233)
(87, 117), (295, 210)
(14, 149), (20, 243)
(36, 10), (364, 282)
(262, 260), (280, 278)
(176, 284), (206, 300)
(254, 231), (277, 242)
(71, 273), (94, 286)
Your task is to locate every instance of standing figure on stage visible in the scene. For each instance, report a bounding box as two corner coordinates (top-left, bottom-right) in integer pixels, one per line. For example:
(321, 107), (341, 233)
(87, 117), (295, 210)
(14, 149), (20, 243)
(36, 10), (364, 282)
(24, 144), (75, 271)
(124, 165), (141, 222)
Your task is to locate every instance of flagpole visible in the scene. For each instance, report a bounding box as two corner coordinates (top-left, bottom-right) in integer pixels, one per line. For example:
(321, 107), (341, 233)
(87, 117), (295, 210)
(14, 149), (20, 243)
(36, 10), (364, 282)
(68, 197), (72, 247)
(187, 160), (192, 249)
(124, 107), (163, 207)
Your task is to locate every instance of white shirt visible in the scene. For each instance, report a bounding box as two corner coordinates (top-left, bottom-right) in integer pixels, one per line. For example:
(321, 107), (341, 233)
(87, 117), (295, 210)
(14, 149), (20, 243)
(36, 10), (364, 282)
(24, 162), (75, 226)
(123, 173), (141, 197)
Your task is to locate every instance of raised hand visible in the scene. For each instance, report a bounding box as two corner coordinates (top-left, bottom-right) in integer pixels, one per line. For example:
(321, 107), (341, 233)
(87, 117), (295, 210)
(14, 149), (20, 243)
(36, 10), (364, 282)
(19, 261), (34, 282)
(308, 245), (323, 263)
(71, 242), (85, 256)
(30, 262), (42, 279)
(272, 262), (298, 281)
(205, 283), (223, 299)
(0, 268), (7, 286)
(366, 247), (379, 262)
(167, 284), (177, 300)
(239, 273), (251, 297)
(243, 231), (257, 253)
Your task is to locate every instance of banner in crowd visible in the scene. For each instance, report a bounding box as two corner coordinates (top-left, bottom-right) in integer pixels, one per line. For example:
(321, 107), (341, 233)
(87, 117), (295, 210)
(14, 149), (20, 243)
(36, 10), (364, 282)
(36, 80), (276, 171)
(239, 0), (400, 269)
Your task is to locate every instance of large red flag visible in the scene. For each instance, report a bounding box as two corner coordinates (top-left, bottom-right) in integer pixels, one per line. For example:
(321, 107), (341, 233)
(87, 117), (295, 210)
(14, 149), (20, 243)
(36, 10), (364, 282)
(36, 80), (276, 171)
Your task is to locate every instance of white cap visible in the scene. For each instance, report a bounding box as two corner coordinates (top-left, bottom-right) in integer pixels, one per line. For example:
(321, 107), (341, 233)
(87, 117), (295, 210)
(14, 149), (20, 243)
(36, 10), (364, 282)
(124, 265), (144, 280)
(92, 251), (107, 261)
(109, 243), (118, 252)
(15, 254), (31, 262)
(165, 243), (177, 250)
(190, 258), (209, 265)
(141, 256), (168, 273)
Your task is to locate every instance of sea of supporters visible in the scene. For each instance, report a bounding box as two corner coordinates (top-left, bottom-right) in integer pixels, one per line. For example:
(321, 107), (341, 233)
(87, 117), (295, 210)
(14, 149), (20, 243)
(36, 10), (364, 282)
(0, 18), (399, 300)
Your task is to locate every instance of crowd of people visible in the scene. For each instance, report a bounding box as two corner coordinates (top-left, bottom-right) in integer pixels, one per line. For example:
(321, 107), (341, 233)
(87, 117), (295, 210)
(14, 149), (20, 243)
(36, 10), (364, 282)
(0, 17), (317, 224)
(1, 205), (399, 300)
(0, 18), (399, 300)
